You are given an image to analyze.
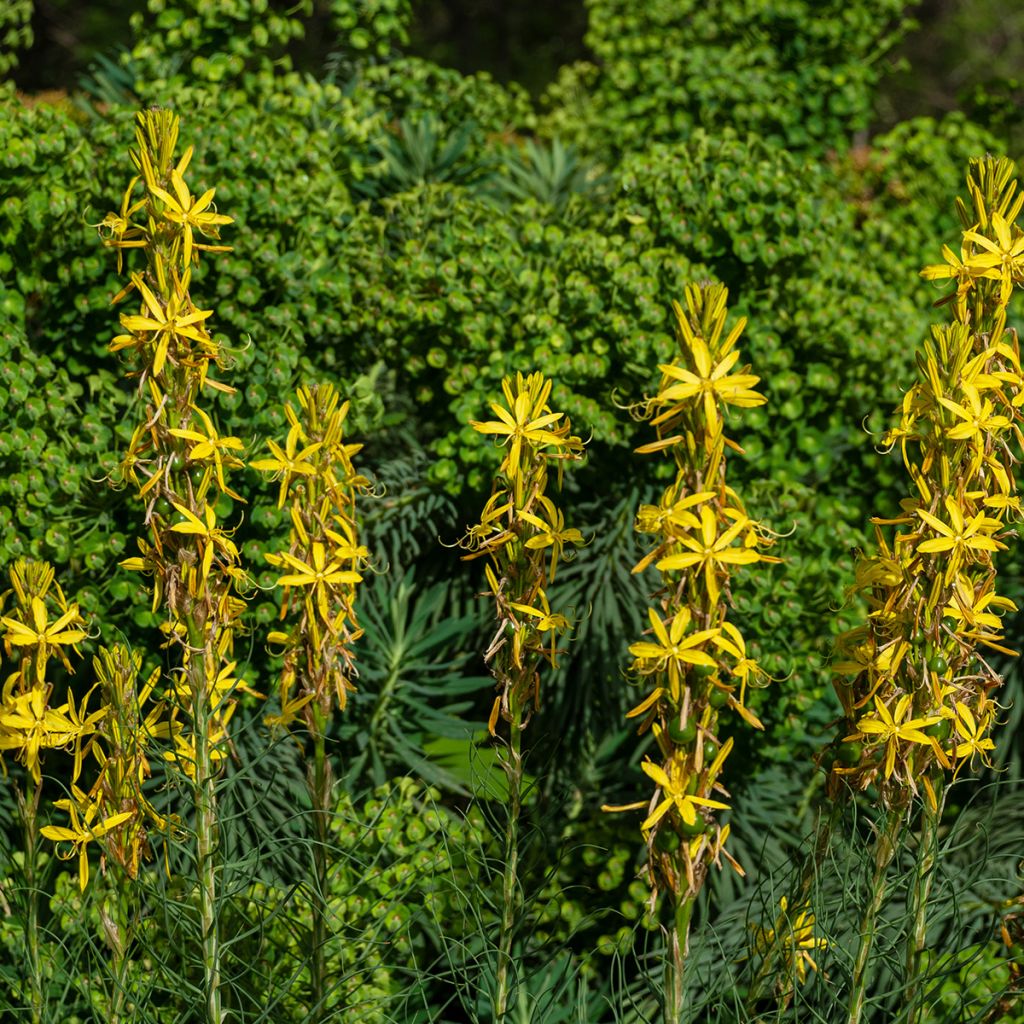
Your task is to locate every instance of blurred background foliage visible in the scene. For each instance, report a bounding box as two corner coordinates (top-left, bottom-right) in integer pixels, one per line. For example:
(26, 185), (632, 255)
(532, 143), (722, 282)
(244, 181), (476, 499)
(2, 0), (1024, 1019)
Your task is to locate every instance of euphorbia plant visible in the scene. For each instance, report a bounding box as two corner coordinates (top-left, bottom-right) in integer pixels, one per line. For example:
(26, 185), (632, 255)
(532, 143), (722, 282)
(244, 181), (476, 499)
(604, 283), (780, 1023)
(461, 371), (585, 1021)
(829, 155), (1024, 1024)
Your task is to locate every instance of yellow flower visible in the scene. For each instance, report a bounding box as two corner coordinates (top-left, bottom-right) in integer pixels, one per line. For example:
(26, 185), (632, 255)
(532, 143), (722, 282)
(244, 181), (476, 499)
(950, 700), (996, 776)
(41, 786), (133, 891)
(273, 541), (362, 624)
(169, 407), (246, 499)
(652, 328), (765, 439)
(963, 211), (1024, 306)
(250, 424), (322, 508)
(916, 497), (1004, 583)
(0, 687), (86, 784)
(937, 392), (1010, 444)
(470, 372), (577, 480)
(656, 505), (762, 605)
(753, 897), (828, 985)
(920, 242), (1000, 320)
(851, 694), (942, 779)
(628, 606), (718, 702)
(169, 503), (239, 581)
(639, 753), (729, 829)
(149, 168), (232, 267)
(1, 596), (87, 683)
(520, 495), (585, 582)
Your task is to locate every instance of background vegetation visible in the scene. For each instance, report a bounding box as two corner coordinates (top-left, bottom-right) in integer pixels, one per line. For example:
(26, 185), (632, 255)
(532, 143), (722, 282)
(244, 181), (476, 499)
(1, 0), (1023, 1021)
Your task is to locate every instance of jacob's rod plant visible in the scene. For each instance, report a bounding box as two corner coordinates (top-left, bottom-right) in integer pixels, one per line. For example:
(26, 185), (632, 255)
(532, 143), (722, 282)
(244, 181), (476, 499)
(460, 371), (585, 1020)
(252, 382), (368, 1021)
(604, 284), (780, 1023)
(827, 154), (1024, 1024)
(0, 560), (91, 1023)
(101, 107), (245, 1024)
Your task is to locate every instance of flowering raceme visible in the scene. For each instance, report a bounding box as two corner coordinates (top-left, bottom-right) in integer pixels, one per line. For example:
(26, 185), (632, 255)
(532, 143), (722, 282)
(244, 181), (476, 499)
(604, 283), (779, 1017)
(829, 156), (1024, 808)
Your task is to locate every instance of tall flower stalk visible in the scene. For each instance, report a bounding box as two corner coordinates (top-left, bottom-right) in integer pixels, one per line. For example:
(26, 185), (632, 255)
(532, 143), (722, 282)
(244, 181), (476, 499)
(829, 155), (1024, 1024)
(461, 371), (585, 1021)
(0, 560), (92, 1024)
(252, 382), (368, 1021)
(604, 284), (779, 1023)
(102, 108), (244, 1024)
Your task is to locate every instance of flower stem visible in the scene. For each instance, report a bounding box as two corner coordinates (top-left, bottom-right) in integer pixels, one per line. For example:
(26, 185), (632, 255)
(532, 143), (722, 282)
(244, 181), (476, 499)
(494, 703), (524, 1022)
(19, 777), (43, 1024)
(905, 783), (945, 1024)
(190, 640), (222, 1024)
(665, 893), (695, 1023)
(310, 704), (332, 1022)
(847, 806), (904, 1024)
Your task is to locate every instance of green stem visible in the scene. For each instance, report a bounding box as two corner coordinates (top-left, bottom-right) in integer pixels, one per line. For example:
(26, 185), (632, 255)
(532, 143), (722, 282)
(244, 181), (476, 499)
(19, 778), (43, 1024)
(105, 874), (133, 1024)
(189, 637), (222, 1024)
(906, 782), (946, 1024)
(310, 705), (332, 1023)
(665, 893), (695, 1024)
(494, 703), (524, 1022)
(847, 806), (904, 1024)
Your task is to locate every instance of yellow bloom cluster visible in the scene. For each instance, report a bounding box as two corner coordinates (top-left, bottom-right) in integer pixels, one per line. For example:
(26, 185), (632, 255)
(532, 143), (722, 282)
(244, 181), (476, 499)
(605, 283), (779, 903)
(45, 645), (174, 890)
(104, 109), (248, 787)
(252, 383), (369, 729)
(0, 563), (170, 891)
(463, 372), (585, 736)
(830, 157), (1024, 807)
(0, 561), (91, 786)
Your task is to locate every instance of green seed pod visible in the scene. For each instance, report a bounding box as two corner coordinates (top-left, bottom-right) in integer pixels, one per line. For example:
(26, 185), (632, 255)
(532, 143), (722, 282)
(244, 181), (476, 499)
(667, 717), (697, 745)
(837, 740), (862, 766)
(654, 827), (681, 853)
(679, 816), (705, 838)
(708, 686), (730, 709)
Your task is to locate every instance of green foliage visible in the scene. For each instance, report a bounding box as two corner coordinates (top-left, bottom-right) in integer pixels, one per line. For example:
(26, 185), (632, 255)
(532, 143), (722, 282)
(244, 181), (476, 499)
(541, 0), (916, 155)
(3, 4), (1024, 1021)
(340, 568), (494, 795)
(0, 0), (33, 78)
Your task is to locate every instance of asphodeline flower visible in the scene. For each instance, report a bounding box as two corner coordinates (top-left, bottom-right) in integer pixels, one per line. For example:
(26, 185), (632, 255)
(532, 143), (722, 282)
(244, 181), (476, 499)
(915, 496), (1004, 583)
(656, 504), (763, 605)
(169, 502), (239, 582)
(753, 897), (828, 986)
(950, 700), (997, 775)
(0, 687), (91, 784)
(519, 494), (584, 583)
(271, 541), (363, 624)
(639, 752), (730, 830)
(1, 596), (87, 682)
(249, 425), (322, 508)
(921, 242), (1001, 319)
(470, 372), (573, 479)
(168, 407), (246, 498)
(40, 786), (133, 891)
(938, 391), (1011, 444)
(628, 606), (718, 701)
(963, 211), (1024, 306)
(651, 314), (765, 438)
(149, 165), (233, 267)
(850, 694), (943, 779)
(115, 272), (213, 376)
